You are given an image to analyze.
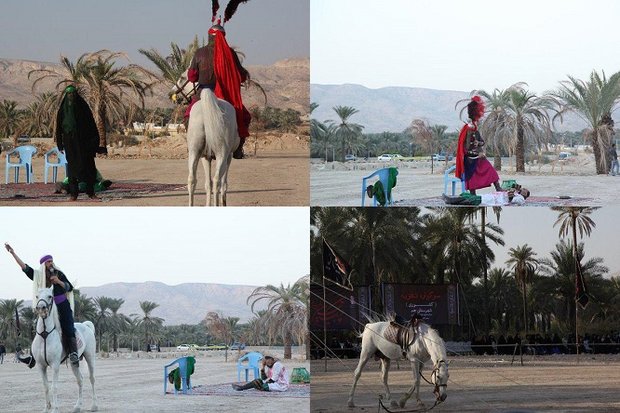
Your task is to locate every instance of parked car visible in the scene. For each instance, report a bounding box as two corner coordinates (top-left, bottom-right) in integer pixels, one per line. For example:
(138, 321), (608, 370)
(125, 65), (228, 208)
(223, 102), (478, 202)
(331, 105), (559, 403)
(558, 152), (571, 160)
(176, 344), (194, 351)
(230, 342), (246, 350)
(378, 154), (392, 161)
(344, 154), (357, 161)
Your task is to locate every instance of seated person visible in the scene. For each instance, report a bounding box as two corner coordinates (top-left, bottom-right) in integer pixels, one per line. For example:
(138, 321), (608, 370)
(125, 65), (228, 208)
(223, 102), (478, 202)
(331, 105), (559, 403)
(232, 356), (289, 392)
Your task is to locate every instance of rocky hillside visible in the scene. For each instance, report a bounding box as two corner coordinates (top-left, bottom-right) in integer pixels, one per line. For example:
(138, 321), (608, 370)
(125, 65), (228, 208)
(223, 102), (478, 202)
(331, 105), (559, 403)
(78, 281), (266, 326)
(0, 57), (309, 114)
(311, 83), (614, 133)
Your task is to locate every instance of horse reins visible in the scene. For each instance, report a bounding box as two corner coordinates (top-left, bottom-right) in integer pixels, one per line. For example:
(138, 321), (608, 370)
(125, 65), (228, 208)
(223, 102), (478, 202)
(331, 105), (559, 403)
(172, 79), (198, 105)
(36, 297), (56, 367)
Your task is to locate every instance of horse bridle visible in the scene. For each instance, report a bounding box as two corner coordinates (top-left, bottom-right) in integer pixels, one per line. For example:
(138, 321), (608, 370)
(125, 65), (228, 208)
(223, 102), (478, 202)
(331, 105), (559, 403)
(36, 295), (56, 366)
(171, 79), (197, 105)
(430, 359), (448, 395)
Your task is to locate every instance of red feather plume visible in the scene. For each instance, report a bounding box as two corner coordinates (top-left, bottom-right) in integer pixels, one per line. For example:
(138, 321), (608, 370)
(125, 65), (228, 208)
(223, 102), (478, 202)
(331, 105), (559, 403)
(224, 0), (250, 23)
(469, 95), (485, 122)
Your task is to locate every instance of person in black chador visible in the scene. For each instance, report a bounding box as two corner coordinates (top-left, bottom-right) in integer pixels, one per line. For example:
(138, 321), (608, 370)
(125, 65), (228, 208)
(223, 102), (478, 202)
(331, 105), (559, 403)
(55, 85), (100, 201)
(4, 243), (80, 367)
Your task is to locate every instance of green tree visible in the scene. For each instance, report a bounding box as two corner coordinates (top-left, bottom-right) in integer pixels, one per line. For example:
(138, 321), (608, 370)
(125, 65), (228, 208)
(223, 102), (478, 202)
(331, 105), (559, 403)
(333, 106), (364, 162)
(247, 275), (308, 360)
(477, 83), (554, 172)
(551, 70), (620, 174)
(135, 301), (164, 347)
(505, 244), (539, 332)
(0, 100), (21, 142)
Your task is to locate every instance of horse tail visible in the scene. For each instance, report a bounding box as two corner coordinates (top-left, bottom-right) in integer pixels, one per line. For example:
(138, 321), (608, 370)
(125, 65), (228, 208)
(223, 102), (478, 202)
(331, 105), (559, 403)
(200, 88), (225, 142)
(83, 321), (95, 335)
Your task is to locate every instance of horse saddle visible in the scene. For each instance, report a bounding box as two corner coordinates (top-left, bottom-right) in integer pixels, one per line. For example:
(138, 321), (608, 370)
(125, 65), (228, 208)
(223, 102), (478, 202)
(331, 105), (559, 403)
(383, 322), (415, 354)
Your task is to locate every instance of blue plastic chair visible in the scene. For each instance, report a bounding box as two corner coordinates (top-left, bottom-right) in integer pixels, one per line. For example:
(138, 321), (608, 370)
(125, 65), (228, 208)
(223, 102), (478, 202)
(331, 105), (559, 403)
(361, 167), (396, 206)
(443, 165), (465, 196)
(5, 145), (37, 184)
(44, 147), (68, 184)
(164, 356), (194, 395)
(237, 351), (263, 382)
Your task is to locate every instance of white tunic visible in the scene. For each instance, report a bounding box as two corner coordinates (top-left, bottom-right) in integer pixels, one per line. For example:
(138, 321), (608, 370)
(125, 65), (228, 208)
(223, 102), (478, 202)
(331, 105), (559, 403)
(265, 361), (289, 392)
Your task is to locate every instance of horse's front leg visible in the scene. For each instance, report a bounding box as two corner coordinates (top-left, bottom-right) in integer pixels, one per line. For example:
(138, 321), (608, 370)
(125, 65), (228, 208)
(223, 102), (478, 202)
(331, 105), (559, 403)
(347, 351), (371, 407)
(380, 358), (397, 407)
(71, 363), (84, 413)
(51, 363), (60, 413)
(39, 366), (52, 413)
(399, 360), (423, 408)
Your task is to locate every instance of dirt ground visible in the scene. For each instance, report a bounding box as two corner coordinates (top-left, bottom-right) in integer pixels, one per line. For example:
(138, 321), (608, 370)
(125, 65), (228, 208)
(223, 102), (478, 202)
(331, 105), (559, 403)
(0, 133), (309, 206)
(311, 156), (620, 206)
(310, 355), (620, 413)
(0, 346), (309, 413)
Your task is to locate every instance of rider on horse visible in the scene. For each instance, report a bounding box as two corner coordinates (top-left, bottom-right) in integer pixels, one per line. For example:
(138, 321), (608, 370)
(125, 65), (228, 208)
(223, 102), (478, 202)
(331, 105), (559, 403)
(185, 1), (252, 159)
(5, 244), (80, 367)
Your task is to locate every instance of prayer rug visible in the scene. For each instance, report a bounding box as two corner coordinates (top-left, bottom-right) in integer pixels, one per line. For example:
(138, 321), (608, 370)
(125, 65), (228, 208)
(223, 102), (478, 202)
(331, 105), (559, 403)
(188, 383), (310, 398)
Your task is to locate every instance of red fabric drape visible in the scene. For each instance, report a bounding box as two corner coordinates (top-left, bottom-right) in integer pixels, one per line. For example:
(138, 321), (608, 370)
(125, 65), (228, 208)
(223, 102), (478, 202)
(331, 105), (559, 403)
(211, 30), (250, 138)
(455, 123), (471, 178)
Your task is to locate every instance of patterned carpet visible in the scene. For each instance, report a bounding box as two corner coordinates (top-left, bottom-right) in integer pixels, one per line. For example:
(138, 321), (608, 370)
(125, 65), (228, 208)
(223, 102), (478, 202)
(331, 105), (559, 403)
(0, 182), (184, 202)
(394, 195), (595, 207)
(187, 383), (310, 398)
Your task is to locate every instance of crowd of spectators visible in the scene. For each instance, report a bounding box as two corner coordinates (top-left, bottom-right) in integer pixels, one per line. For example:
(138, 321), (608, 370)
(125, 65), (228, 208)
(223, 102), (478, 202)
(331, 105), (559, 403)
(470, 333), (620, 355)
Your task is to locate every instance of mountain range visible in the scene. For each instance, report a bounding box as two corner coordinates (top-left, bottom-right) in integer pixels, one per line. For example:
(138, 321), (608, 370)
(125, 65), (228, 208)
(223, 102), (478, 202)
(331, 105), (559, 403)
(75, 281), (266, 326)
(0, 57), (309, 114)
(311, 83), (617, 134)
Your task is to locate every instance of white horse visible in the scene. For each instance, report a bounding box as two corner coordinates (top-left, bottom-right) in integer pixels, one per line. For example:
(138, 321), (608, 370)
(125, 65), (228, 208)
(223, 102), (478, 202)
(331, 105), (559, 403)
(33, 287), (98, 413)
(172, 72), (239, 206)
(348, 320), (449, 409)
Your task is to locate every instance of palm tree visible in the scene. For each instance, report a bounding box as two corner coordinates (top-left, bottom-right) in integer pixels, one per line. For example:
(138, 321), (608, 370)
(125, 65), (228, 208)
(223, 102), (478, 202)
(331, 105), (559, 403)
(332, 106), (364, 162)
(506, 244), (539, 332)
(425, 208), (504, 286)
(247, 276), (308, 360)
(479, 88), (510, 170)
(477, 83), (554, 172)
(0, 299), (24, 345)
(139, 38), (200, 85)
(0, 100), (21, 143)
(539, 241), (607, 335)
(93, 296), (113, 352)
(29, 50), (157, 153)
(108, 298), (129, 352)
(135, 301), (164, 347)
(17, 92), (57, 139)
(551, 70), (620, 174)
(487, 267), (518, 333)
(73, 290), (97, 322)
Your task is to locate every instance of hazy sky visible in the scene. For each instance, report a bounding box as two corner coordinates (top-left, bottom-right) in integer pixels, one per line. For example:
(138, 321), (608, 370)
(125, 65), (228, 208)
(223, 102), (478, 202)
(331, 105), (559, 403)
(478, 207), (620, 277)
(311, 0), (620, 94)
(1, 207), (309, 301)
(0, 0), (309, 67)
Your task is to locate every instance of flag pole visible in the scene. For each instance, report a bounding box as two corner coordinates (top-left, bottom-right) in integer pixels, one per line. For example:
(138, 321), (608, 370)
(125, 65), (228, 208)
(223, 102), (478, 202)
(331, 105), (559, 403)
(321, 238), (328, 373)
(322, 274), (328, 372)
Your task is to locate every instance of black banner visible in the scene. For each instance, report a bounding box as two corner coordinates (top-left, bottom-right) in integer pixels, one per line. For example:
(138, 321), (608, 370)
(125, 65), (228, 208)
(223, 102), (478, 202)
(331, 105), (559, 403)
(383, 284), (459, 325)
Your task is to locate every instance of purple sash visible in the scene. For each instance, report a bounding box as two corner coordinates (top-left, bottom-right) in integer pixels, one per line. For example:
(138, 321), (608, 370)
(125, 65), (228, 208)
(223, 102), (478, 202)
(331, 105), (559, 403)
(54, 294), (67, 305)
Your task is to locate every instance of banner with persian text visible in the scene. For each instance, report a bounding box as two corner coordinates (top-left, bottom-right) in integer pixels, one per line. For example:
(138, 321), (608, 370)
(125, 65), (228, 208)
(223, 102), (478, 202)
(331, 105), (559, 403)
(383, 284), (459, 325)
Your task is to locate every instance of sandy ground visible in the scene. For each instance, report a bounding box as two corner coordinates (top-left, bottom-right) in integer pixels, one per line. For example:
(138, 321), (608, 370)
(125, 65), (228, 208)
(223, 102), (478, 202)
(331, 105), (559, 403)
(1, 134), (309, 206)
(310, 355), (620, 413)
(0, 346), (309, 413)
(311, 157), (620, 206)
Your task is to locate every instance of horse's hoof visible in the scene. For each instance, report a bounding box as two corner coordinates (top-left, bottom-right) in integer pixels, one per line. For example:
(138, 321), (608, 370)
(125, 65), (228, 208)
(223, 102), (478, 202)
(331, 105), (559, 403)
(390, 400), (399, 408)
(72, 407), (81, 413)
(347, 400), (355, 408)
(416, 399), (425, 408)
(399, 400), (407, 408)
(91, 404), (98, 412)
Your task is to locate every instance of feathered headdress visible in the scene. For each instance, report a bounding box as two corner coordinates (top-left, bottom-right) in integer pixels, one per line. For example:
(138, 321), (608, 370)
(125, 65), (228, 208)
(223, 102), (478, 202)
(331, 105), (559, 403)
(467, 96), (485, 123)
(211, 0), (250, 24)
